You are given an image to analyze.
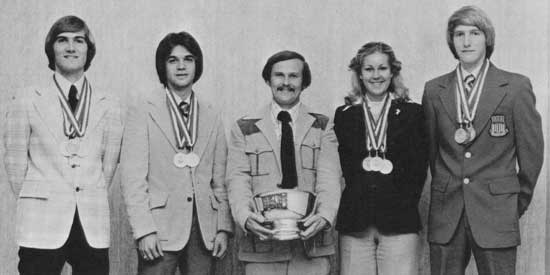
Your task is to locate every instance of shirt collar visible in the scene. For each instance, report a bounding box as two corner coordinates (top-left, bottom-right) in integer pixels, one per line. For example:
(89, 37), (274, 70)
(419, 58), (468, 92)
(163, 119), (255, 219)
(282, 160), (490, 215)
(54, 72), (85, 99)
(460, 60), (485, 81)
(171, 90), (193, 106)
(271, 101), (301, 123)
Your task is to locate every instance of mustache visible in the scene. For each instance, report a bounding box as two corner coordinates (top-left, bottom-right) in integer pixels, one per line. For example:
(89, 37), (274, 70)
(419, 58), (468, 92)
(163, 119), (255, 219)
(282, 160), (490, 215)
(276, 84), (295, 92)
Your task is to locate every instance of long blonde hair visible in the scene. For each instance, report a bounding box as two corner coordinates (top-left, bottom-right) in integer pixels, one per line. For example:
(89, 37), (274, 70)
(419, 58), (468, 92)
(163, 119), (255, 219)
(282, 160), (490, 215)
(345, 42), (409, 105)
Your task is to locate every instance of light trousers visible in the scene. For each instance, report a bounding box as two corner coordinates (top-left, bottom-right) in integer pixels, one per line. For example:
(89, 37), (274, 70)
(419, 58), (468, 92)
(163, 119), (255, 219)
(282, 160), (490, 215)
(340, 226), (420, 275)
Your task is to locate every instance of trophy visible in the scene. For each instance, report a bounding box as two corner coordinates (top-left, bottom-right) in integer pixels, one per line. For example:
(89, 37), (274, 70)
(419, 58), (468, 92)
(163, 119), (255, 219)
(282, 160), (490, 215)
(253, 190), (317, 240)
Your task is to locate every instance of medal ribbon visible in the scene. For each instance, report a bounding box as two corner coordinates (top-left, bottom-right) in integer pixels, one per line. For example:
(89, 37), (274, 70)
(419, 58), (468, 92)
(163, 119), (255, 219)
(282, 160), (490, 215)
(455, 60), (489, 125)
(54, 75), (92, 138)
(165, 89), (198, 150)
(362, 94), (392, 154)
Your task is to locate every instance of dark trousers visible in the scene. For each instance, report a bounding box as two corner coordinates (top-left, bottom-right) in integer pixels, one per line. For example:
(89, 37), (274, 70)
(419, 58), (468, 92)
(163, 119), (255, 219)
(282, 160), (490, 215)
(430, 211), (516, 275)
(137, 206), (213, 275)
(18, 210), (109, 275)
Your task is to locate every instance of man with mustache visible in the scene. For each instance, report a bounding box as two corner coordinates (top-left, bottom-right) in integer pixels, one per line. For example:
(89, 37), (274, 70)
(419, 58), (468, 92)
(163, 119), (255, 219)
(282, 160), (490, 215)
(226, 50), (341, 275)
(422, 6), (543, 275)
(4, 15), (123, 274)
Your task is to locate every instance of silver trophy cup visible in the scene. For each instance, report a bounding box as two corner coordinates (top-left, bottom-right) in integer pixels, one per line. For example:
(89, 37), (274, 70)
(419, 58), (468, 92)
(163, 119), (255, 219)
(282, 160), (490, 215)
(253, 190), (317, 240)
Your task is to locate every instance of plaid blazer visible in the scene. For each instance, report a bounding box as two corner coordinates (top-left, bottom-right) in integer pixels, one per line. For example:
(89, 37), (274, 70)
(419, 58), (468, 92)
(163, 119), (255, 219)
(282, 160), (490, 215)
(3, 77), (123, 249)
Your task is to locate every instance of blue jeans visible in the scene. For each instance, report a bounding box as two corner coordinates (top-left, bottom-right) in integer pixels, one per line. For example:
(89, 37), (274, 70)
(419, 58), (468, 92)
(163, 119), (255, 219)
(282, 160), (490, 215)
(340, 226), (419, 275)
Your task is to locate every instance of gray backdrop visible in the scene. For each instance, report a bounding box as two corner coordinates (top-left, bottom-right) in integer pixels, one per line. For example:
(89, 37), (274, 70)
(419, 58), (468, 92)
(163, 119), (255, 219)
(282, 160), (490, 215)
(0, 0), (548, 274)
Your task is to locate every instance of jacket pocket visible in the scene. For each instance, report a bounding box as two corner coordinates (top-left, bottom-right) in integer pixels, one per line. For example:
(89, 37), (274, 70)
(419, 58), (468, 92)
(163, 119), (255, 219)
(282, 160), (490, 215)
(300, 142), (321, 170)
(149, 191), (169, 209)
(488, 176), (520, 195)
(245, 145), (273, 176)
(210, 194), (219, 210)
(431, 173), (450, 192)
(19, 180), (49, 199)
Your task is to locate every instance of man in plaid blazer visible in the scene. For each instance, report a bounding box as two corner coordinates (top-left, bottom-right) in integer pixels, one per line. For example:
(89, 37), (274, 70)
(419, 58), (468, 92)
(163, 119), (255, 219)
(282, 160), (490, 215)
(3, 15), (123, 275)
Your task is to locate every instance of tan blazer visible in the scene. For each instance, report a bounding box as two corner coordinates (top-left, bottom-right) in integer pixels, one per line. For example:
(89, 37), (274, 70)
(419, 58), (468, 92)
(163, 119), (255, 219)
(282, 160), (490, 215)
(120, 88), (233, 252)
(4, 78), (123, 249)
(423, 64), (543, 248)
(226, 103), (341, 262)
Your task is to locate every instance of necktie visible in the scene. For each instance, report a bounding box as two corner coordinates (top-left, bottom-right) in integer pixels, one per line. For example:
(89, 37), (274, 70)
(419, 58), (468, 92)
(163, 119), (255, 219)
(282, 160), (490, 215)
(68, 85), (78, 113)
(178, 101), (190, 119)
(277, 111), (297, 189)
(464, 74), (475, 96)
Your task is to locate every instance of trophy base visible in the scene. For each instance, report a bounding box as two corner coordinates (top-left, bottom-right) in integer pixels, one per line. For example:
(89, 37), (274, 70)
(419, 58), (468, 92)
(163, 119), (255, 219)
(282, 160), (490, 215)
(272, 231), (300, 241)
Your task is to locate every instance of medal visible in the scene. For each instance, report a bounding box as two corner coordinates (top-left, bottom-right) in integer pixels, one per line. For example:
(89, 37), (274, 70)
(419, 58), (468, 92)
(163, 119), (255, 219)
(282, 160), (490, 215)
(466, 124), (476, 142)
(380, 159), (393, 174)
(370, 156), (384, 172)
(362, 157), (372, 171)
(173, 152), (200, 168)
(454, 127), (470, 144)
(66, 140), (80, 155)
(173, 152), (187, 168)
(186, 152), (200, 167)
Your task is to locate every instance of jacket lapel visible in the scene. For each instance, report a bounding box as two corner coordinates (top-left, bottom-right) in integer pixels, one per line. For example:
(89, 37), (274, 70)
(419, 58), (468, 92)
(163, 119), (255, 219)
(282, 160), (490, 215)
(191, 97), (216, 160)
(32, 82), (64, 142)
(437, 71), (458, 124)
(386, 101), (408, 141)
(293, 105), (315, 145)
(254, 105), (282, 174)
(85, 87), (108, 135)
(471, 64), (508, 138)
(148, 89), (178, 151)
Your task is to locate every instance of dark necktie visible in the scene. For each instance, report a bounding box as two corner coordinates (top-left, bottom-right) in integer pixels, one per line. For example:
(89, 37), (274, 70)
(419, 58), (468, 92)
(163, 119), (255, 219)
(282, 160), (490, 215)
(277, 111), (297, 189)
(464, 74), (475, 97)
(68, 85), (78, 113)
(178, 101), (190, 119)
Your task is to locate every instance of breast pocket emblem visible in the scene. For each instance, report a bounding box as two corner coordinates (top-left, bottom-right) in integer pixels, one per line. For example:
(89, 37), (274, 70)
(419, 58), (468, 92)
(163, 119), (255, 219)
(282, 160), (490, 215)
(489, 115), (509, 137)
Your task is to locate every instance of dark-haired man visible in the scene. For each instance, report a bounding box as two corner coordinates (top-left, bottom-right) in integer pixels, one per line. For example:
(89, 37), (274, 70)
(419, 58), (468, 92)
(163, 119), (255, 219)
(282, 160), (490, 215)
(120, 31), (232, 275)
(4, 15), (123, 275)
(226, 51), (340, 275)
(422, 5), (543, 275)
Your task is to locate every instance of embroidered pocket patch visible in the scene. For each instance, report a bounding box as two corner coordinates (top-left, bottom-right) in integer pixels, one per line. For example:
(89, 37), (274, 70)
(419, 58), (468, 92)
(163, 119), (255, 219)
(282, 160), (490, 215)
(489, 115), (509, 137)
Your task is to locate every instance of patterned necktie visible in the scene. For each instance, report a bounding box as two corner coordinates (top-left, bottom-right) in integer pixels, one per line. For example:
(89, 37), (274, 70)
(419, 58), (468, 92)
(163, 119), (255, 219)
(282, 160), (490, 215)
(178, 101), (190, 120)
(68, 85), (78, 113)
(464, 74), (475, 96)
(277, 111), (297, 189)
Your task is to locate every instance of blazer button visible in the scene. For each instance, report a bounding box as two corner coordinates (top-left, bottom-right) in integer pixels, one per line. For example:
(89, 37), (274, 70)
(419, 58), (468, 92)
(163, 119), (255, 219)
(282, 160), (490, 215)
(76, 187), (81, 192)
(463, 178), (470, 184)
(187, 197), (192, 202)
(465, 152), (472, 159)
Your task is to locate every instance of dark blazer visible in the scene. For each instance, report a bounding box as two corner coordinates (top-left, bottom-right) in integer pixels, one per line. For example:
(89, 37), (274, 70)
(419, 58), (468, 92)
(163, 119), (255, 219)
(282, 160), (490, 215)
(422, 63), (543, 248)
(334, 99), (428, 234)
